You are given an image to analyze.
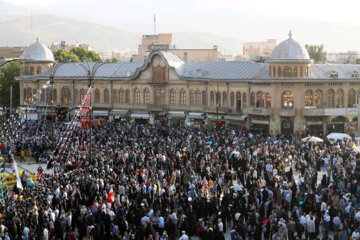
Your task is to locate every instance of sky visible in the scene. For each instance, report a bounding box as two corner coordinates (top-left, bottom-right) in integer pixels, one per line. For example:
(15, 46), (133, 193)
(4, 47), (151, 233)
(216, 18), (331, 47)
(6, 0), (360, 23)
(3, 0), (360, 52)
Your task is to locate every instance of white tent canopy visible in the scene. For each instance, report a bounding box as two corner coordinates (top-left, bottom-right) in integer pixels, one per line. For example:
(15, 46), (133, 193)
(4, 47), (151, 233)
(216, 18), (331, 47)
(326, 133), (352, 141)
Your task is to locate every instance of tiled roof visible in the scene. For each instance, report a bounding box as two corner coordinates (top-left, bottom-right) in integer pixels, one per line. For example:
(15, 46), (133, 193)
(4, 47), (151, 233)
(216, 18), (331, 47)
(18, 51), (360, 81)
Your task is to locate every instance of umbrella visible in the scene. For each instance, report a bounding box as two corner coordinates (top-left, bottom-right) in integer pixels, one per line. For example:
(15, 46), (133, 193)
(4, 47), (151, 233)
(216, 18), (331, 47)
(301, 136), (324, 143)
(326, 133), (352, 141)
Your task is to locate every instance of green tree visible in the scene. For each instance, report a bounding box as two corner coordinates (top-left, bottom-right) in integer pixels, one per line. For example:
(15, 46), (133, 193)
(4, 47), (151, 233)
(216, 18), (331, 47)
(106, 58), (121, 63)
(0, 62), (20, 107)
(54, 49), (80, 62)
(54, 47), (102, 62)
(305, 44), (327, 63)
(70, 47), (102, 62)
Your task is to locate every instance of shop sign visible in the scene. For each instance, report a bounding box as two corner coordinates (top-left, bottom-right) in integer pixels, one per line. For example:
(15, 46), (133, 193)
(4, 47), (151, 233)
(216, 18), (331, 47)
(324, 108), (346, 116)
(252, 108), (262, 113)
(347, 108), (358, 115)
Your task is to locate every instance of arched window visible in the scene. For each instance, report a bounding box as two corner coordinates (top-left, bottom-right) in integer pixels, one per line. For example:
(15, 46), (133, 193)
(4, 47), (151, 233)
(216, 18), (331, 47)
(41, 89), (45, 103)
(328, 89), (335, 108)
(251, 92), (256, 106)
(170, 89), (176, 104)
(283, 66), (292, 77)
(269, 66), (272, 76)
(358, 89), (360, 104)
(236, 92), (241, 112)
(210, 91), (215, 106)
(348, 89), (356, 107)
(304, 89), (313, 106)
(36, 66), (41, 74)
(24, 66), (29, 75)
(74, 89), (79, 105)
(125, 89), (130, 103)
(80, 89), (85, 104)
(230, 92), (235, 107)
(144, 88), (150, 104)
(257, 91), (265, 107)
(273, 66), (276, 77)
(61, 86), (71, 106)
(293, 66), (298, 77)
(180, 89), (186, 105)
(104, 89), (109, 103)
(30, 66), (34, 75)
(155, 89), (165, 105)
(23, 88), (26, 101)
(222, 91), (227, 107)
(216, 92), (221, 107)
(112, 89), (119, 103)
(134, 88), (140, 104)
(52, 89), (57, 103)
(265, 93), (271, 108)
(277, 66), (282, 77)
(94, 89), (100, 103)
(336, 89), (344, 108)
(25, 87), (32, 103)
(196, 90), (201, 105)
(119, 89), (125, 103)
(314, 89), (322, 108)
(300, 66), (303, 77)
(242, 92), (247, 108)
(281, 91), (294, 109)
(190, 90), (195, 105)
(202, 91), (206, 106)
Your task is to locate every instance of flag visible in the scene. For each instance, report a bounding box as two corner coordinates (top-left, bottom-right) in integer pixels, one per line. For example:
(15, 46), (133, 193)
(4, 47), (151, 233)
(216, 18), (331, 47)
(13, 160), (23, 191)
(107, 187), (114, 204)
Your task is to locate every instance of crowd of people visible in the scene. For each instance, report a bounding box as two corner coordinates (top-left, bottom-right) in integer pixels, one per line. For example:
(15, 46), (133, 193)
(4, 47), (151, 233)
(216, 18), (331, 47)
(0, 114), (359, 240)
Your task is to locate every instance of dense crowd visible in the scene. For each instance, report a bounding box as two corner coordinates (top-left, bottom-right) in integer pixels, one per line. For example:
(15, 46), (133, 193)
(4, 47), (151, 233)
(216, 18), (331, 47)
(0, 115), (359, 240)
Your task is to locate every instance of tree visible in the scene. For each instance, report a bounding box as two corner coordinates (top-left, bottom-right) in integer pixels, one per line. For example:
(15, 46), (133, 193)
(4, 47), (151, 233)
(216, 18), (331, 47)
(70, 47), (102, 62)
(54, 49), (80, 62)
(0, 62), (20, 107)
(106, 58), (121, 63)
(54, 47), (102, 62)
(305, 44), (327, 63)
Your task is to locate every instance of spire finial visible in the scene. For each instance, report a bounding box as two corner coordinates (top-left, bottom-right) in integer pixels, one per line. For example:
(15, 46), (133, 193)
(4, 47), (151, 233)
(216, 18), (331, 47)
(36, 36), (39, 43)
(288, 30), (292, 39)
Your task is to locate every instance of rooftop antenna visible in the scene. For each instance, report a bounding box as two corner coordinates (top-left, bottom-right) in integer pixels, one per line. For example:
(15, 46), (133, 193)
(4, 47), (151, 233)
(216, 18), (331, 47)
(153, 14), (156, 35)
(30, 11), (33, 44)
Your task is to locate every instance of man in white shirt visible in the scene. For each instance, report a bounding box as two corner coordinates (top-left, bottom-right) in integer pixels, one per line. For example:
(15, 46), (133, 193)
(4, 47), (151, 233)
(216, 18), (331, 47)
(352, 229), (360, 240)
(179, 231), (189, 240)
(218, 218), (224, 233)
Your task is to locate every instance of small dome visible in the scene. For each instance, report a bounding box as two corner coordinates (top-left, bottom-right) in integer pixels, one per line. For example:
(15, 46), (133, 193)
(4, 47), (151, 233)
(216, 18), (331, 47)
(270, 31), (310, 62)
(21, 39), (54, 62)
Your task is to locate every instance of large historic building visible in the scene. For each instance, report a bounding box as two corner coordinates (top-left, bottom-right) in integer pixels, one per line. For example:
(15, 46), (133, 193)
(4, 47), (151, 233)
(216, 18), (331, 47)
(17, 32), (360, 135)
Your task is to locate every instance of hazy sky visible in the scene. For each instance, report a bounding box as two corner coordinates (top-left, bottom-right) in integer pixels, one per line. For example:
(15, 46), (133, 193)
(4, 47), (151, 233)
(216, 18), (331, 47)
(6, 0), (360, 23)
(4, 0), (360, 52)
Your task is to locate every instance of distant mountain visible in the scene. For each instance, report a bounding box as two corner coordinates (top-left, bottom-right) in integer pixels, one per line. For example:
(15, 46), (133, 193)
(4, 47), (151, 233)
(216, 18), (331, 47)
(0, 14), (142, 51)
(0, 14), (243, 54)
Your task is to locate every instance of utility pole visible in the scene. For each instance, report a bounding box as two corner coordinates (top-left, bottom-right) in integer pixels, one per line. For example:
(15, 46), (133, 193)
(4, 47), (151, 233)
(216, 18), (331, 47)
(9, 85), (12, 116)
(358, 94), (360, 137)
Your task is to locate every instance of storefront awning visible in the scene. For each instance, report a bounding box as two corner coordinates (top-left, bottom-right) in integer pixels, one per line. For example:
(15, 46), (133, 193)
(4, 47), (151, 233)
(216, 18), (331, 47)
(168, 111), (185, 118)
(131, 113), (149, 119)
(93, 111), (109, 116)
(224, 115), (248, 121)
(110, 110), (128, 116)
(187, 113), (205, 120)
